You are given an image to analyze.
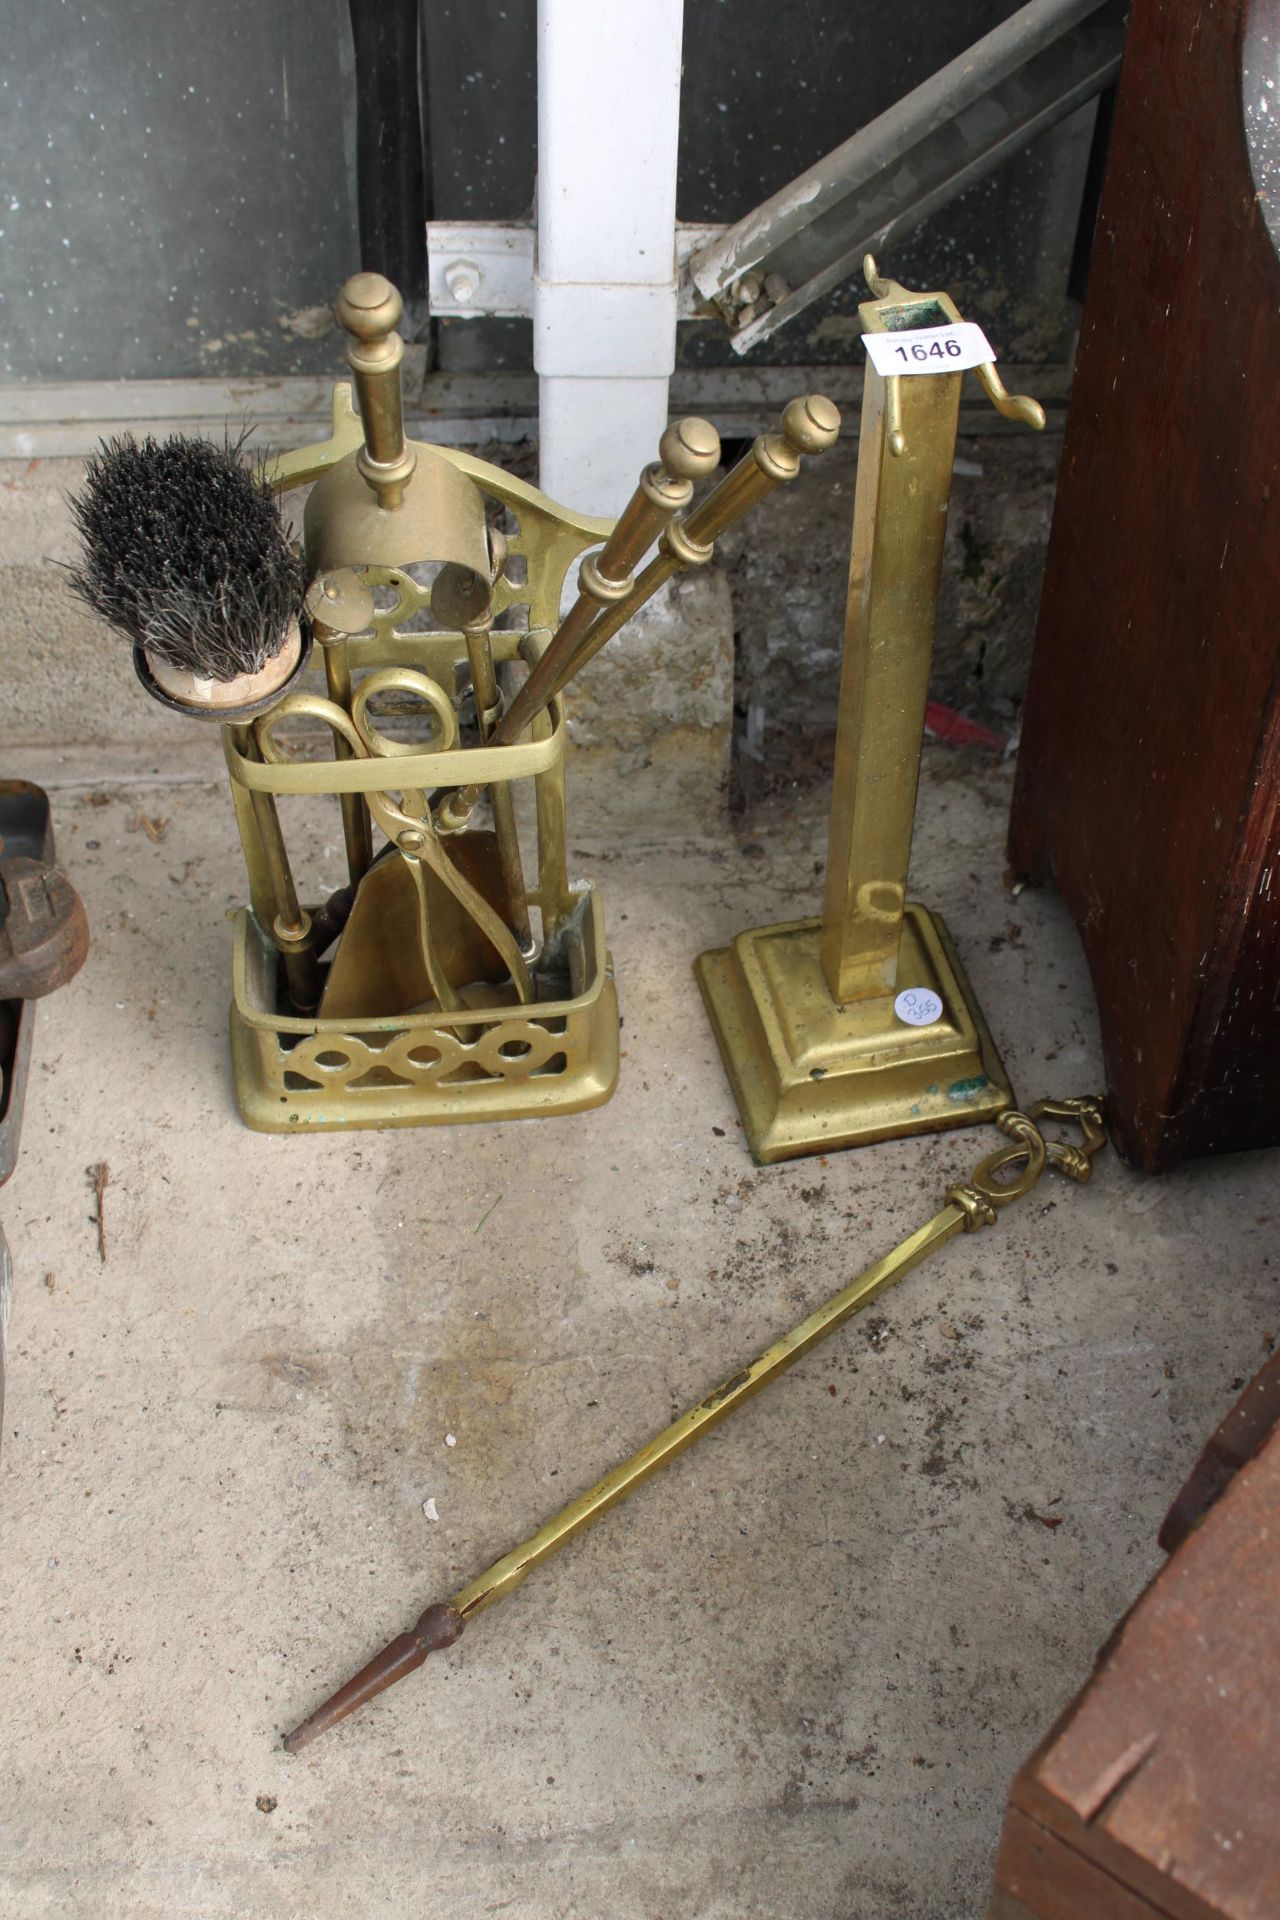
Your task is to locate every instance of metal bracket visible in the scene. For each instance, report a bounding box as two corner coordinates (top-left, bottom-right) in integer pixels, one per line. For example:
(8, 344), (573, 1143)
(427, 222), (727, 322)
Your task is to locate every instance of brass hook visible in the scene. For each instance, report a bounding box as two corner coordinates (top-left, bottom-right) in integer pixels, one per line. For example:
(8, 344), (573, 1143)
(862, 252), (1045, 446)
(863, 254), (909, 303)
(973, 361), (1046, 432)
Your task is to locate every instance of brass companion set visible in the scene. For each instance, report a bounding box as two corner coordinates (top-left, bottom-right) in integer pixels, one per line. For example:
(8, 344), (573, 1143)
(70, 253), (1104, 1750)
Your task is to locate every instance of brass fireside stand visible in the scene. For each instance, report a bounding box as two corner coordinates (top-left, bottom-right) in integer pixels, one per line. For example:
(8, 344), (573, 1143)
(697, 258), (1044, 1163)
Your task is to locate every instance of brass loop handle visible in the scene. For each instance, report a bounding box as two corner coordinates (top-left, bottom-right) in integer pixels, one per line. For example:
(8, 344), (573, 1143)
(948, 1111), (1048, 1229)
(255, 690), (366, 764)
(249, 690), (533, 1004)
(251, 690), (423, 848)
(1025, 1094), (1107, 1182)
(974, 362), (1045, 433)
(351, 668), (458, 761)
(863, 253), (908, 303)
(345, 677), (531, 1001)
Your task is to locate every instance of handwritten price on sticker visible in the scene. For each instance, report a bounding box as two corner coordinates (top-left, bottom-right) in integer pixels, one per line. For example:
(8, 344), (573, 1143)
(894, 988), (944, 1028)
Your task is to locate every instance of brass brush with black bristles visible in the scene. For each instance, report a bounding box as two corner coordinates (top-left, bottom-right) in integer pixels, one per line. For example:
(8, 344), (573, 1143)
(66, 430), (304, 681)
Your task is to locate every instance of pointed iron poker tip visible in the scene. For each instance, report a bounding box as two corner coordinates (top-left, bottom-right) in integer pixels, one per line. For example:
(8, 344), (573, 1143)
(282, 1603), (464, 1753)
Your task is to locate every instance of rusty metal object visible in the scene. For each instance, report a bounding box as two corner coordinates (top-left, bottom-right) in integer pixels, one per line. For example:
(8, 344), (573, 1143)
(0, 857), (89, 1001)
(282, 1096), (1105, 1753)
(284, 1604), (464, 1753)
(0, 783), (66, 1187)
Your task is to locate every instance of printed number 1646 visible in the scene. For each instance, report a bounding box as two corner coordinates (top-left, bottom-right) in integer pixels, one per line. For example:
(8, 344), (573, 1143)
(893, 338), (963, 363)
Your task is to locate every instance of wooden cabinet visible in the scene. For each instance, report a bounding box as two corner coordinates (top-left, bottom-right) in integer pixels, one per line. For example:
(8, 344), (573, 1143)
(1007, 0), (1280, 1171)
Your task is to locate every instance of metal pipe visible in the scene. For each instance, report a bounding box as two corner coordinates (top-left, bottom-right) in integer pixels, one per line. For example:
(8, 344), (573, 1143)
(347, 0), (429, 326)
(535, 0), (685, 513)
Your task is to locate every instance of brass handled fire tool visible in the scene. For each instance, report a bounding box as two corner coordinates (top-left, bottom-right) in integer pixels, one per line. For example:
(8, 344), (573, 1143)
(251, 678), (534, 1018)
(531, 394), (842, 722)
(698, 256), (1046, 1163)
(437, 396), (840, 836)
(434, 412), (724, 835)
(304, 275), (492, 580)
(281, 1094), (1105, 1752)
(226, 722), (324, 1015)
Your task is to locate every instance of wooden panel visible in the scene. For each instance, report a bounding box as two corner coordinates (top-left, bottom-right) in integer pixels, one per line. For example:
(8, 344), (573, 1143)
(1002, 1429), (1280, 1919)
(1159, 1347), (1280, 1553)
(1006, 0), (1280, 1170)
(991, 1806), (1167, 1920)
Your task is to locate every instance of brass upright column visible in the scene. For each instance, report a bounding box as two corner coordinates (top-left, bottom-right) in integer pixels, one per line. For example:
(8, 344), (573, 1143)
(697, 257), (1044, 1164)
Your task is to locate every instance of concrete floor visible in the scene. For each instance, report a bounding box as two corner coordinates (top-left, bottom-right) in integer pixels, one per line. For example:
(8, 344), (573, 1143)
(1, 741), (1277, 1920)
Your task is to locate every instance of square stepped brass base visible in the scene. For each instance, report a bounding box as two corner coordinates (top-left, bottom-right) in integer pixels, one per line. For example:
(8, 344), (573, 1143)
(695, 905), (1013, 1164)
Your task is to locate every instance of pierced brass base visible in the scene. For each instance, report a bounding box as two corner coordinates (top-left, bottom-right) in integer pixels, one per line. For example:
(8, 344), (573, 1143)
(230, 888), (619, 1133)
(695, 904), (1013, 1164)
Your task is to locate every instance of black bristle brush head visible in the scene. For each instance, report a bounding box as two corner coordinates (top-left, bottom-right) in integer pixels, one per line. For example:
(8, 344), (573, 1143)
(66, 431), (305, 681)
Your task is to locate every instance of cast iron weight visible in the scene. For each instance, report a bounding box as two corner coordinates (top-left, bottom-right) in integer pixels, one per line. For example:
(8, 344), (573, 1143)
(282, 1095), (1106, 1753)
(0, 858), (89, 1003)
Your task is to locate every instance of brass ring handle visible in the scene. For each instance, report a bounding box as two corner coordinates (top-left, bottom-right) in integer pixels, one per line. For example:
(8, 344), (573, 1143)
(256, 690), (366, 764)
(948, 1111), (1049, 1228)
(1026, 1095), (1107, 1182)
(350, 667), (458, 761)
(255, 691), (429, 848)
(332, 682), (533, 1005)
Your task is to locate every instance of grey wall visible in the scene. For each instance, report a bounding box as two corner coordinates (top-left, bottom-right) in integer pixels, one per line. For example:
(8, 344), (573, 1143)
(0, 0), (359, 381)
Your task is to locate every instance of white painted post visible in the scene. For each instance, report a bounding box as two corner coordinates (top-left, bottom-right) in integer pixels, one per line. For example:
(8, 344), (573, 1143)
(534, 0), (684, 516)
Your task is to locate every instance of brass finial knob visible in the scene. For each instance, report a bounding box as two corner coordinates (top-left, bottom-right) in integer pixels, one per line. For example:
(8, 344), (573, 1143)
(335, 272), (403, 343)
(781, 394), (841, 455)
(332, 272), (414, 508)
(658, 416), (721, 483)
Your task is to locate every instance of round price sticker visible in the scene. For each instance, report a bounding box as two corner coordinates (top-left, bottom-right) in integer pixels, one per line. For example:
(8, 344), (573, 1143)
(894, 987), (943, 1028)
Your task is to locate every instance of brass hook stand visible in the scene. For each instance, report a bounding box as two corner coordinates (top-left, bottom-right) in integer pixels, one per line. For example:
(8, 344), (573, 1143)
(697, 256), (1045, 1163)
(281, 1094), (1105, 1753)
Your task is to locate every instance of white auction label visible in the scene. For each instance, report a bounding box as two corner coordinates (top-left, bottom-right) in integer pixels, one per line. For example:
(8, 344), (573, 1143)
(863, 321), (995, 378)
(894, 987), (944, 1028)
